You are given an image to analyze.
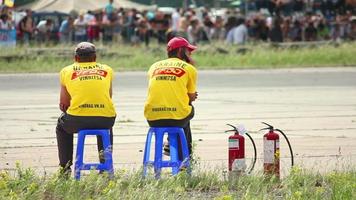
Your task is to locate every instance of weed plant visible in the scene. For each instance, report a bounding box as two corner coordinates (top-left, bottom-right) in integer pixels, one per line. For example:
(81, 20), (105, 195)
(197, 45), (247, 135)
(1, 42), (355, 73)
(0, 162), (355, 200)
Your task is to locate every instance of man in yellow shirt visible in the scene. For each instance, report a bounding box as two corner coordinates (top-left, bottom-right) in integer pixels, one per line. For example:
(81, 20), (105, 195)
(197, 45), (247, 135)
(144, 37), (198, 160)
(56, 42), (116, 174)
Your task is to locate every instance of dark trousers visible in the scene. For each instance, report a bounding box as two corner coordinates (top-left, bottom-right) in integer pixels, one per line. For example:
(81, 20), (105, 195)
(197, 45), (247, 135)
(147, 107), (194, 160)
(56, 113), (116, 169)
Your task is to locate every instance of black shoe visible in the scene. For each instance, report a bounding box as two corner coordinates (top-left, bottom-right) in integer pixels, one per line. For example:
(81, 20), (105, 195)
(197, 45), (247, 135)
(58, 167), (71, 179)
(163, 141), (170, 156)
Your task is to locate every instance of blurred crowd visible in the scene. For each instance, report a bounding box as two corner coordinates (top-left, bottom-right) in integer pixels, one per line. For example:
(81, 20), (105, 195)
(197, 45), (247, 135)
(1, 0), (356, 46)
(0, 4), (13, 30)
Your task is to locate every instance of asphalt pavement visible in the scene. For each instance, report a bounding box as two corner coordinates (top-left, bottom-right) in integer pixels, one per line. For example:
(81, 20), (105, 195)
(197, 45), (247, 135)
(0, 67), (355, 175)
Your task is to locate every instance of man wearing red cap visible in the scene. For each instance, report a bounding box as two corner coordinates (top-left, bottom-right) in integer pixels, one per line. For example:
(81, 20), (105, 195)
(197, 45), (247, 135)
(144, 37), (198, 160)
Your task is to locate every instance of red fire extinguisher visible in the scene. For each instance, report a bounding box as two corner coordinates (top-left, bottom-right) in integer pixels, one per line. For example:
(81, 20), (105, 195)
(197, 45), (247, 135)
(226, 124), (257, 174)
(261, 122), (294, 178)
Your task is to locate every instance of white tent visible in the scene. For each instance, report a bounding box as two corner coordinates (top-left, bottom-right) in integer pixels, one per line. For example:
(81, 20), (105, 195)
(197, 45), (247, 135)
(19, 0), (156, 12)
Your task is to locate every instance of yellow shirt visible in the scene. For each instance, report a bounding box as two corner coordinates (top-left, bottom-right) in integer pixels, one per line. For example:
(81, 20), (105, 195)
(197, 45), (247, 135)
(144, 58), (197, 120)
(60, 62), (116, 117)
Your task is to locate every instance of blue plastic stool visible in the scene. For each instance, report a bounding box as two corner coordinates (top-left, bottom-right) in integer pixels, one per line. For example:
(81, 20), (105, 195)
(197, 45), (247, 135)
(143, 127), (190, 178)
(74, 129), (113, 180)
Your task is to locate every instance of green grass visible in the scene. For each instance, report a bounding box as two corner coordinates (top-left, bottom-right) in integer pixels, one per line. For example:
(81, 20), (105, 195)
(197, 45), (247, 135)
(0, 163), (355, 200)
(1, 42), (356, 73)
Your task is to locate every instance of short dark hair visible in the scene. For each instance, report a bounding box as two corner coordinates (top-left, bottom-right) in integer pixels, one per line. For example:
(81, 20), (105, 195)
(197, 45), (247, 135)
(76, 53), (96, 62)
(75, 42), (96, 58)
(168, 48), (180, 58)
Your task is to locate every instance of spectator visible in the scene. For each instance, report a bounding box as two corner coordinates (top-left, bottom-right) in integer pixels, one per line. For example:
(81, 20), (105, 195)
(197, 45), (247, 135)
(330, 21), (342, 41)
(0, 13), (12, 30)
(202, 14), (214, 39)
(84, 10), (95, 24)
(305, 21), (318, 41)
(74, 12), (87, 42)
(255, 17), (269, 41)
(10, 6), (356, 45)
(269, 17), (284, 42)
(211, 15), (225, 40)
(270, 0), (284, 15)
(289, 20), (303, 41)
(171, 8), (181, 33)
(280, 0), (294, 16)
(226, 18), (248, 45)
(105, 0), (115, 21)
(135, 16), (150, 46)
(59, 16), (74, 43)
(349, 16), (356, 40)
(123, 9), (138, 43)
(225, 16), (238, 35)
(0, 4), (11, 21)
(87, 14), (101, 42)
(176, 16), (189, 38)
(19, 9), (34, 44)
(102, 11), (114, 43)
(150, 11), (169, 43)
(317, 20), (330, 40)
(187, 18), (207, 44)
(248, 17), (258, 41)
(293, 0), (305, 12)
(36, 19), (53, 43)
(339, 15), (351, 39)
(112, 10), (122, 43)
(282, 17), (291, 41)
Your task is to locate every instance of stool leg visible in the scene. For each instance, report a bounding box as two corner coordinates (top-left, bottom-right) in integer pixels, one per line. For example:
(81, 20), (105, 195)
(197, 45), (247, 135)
(154, 131), (164, 178)
(96, 135), (105, 164)
(143, 129), (153, 177)
(101, 131), (114, 177)
(168, 132), (180, 175)
(75, 132), (85, 180)
(178, 129), (191, 172)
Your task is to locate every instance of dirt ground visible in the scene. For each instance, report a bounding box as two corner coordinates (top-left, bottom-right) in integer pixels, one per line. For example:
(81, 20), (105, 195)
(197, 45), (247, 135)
(0, 68), (355, 176)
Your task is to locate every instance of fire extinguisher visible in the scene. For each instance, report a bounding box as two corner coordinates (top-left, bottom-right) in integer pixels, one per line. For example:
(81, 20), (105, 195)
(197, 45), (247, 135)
(261, 122), (294, 177)
(226, 124), (257, 174)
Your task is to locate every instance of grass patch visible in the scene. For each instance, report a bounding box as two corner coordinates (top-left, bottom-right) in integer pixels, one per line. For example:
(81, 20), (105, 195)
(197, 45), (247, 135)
(1, 42), (356, 73)
(0, 163), (355, 199)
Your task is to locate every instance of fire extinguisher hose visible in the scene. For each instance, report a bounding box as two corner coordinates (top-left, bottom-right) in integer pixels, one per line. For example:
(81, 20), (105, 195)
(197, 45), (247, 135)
(245, 132), (257, 174)
(275, 129), (294, 167)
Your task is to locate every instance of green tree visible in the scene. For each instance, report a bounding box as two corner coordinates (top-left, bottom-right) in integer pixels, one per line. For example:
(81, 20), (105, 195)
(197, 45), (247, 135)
(14, 0), (36, 6)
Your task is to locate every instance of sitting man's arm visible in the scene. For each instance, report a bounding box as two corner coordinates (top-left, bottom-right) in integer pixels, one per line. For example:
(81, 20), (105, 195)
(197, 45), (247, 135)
(187, 66), (198, 104)
(110, 81), (113, 98)
(188, 91), (198, 103)
(59, 84), (71, 112)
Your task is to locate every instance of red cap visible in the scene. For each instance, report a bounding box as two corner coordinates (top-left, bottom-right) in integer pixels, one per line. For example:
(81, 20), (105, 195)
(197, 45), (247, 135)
(167, 37), (197, 52)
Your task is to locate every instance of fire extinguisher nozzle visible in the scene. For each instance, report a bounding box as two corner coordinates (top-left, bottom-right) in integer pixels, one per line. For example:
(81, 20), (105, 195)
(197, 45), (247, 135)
(261, 122), (274, 131)
(226, 124), (239, 134)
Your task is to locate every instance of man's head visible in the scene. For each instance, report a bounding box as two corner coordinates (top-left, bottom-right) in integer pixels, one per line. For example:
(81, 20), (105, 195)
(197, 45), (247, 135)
(46, 19), (53, 26)
(0, 14), (8, 21)
(352, 16), (356, 24)
(68, 16), (74, 23)
(74, 42), (96, 62)
(237, 17), (245, 26)
(167, 37), (196, 64)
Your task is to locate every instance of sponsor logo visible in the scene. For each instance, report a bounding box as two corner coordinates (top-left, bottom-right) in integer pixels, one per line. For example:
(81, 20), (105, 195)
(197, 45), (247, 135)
(152, 67), (185, 78)
(71, 69), (108, 80)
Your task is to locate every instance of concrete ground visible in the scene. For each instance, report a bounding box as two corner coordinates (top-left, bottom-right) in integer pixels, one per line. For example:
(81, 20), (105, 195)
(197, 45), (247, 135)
(0, 67), (355, 175)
